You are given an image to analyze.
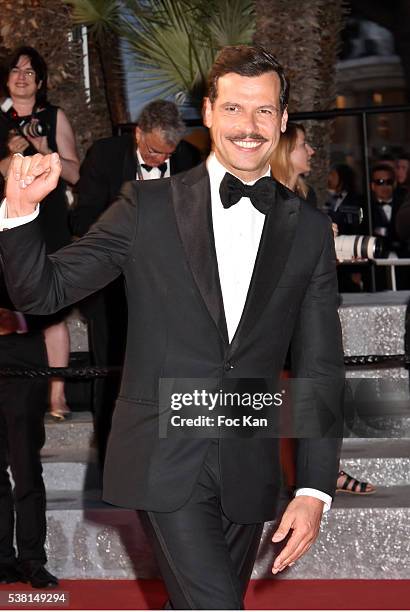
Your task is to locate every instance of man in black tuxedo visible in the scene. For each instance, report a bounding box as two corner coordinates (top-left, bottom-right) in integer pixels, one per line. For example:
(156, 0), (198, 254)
(0, 46), (344, 609)
(70, 100), (201, 465)
(370, 163), (405, 253)
(370, 163), (409, 289)
(71, 99), (201, 236)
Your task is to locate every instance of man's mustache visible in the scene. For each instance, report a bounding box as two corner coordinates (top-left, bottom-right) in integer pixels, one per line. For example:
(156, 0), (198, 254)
(226, 133), (268, 142)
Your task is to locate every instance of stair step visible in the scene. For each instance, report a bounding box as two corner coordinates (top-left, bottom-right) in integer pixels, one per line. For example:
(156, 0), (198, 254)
(44, 412), (93, 451)
(341, 437), (410, 457)
(338, 458), (410, 486)
(42, 485), (410, 580)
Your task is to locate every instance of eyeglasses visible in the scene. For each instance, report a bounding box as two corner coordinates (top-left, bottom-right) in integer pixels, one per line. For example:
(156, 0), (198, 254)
(139, 131), (175, 159)
(10, 67), (35, 79)
(372, 178), (394, 186)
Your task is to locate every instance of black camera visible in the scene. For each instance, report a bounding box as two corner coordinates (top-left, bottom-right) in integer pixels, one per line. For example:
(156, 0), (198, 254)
(327, 203), (363, 235)
(0, 98), (48, 140)
(17, 117), (47, 139)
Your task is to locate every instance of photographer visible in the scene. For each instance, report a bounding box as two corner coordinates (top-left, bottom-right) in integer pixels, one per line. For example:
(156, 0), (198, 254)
(0, 46), (80, 419)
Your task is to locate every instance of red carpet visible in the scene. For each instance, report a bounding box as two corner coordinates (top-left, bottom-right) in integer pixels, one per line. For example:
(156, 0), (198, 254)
(0, 579), (409, 610)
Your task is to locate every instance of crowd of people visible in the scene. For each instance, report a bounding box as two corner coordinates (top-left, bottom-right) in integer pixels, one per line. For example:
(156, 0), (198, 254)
(0, 43), (402, 600)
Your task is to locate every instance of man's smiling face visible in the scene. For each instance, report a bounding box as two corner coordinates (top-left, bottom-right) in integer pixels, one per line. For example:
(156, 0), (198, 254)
(203, 71), (288, 182)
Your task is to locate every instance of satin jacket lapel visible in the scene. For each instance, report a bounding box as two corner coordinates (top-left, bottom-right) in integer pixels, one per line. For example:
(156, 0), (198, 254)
(229, 186), (300, 354)
(171, 163), (229, 343)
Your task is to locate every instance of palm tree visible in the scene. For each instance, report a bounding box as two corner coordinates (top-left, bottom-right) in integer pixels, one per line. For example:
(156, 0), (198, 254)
(67, 0), (255, 107)
(254, 0), (348, 202)
(66, 0), (129, 126)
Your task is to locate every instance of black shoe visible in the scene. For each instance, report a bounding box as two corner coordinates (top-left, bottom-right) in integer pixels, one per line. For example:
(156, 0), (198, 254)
(0, 563), (26, 584)
(20, 562), (59, 589)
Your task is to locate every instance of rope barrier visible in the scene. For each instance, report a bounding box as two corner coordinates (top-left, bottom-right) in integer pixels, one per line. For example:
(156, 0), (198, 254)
(0, 366), (122, 379)
(0, 355), (407, 378)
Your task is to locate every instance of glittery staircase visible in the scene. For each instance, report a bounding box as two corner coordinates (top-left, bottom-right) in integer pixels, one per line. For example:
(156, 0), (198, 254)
(41, 414), (410, 580)
(42, 293), (410, 579)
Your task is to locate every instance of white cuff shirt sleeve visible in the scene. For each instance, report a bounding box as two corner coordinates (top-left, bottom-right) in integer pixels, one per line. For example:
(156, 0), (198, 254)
(295, 488), (332, 512)
(0, 198), (40, 230)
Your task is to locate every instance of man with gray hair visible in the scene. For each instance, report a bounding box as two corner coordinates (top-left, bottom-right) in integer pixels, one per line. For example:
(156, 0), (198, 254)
(71, 100), (200, 465)
(71, 99), (201, 236)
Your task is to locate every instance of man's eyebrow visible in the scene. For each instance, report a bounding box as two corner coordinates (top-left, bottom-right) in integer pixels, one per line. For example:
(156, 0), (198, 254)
(220, 101), (241, 106)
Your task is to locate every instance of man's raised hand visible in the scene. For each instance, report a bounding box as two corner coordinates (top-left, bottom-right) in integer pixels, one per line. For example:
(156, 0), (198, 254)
(5, 152), (61, 217)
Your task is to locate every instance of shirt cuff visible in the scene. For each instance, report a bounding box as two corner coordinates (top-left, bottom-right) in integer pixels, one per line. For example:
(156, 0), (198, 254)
(0, 198), (40, 230)
(295, 488), (332, 512)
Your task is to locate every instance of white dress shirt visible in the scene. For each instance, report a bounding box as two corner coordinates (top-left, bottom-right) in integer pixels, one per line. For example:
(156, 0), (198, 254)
(136, 149), (170, 181)
(207, 153), (332, 511)
(0, 157), (333, 510)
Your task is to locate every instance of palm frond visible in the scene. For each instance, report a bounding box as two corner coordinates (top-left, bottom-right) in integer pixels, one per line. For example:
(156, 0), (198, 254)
(206, 0), (255, 48)
(67, 0), (257, 105)
(66, 0), (121, 37)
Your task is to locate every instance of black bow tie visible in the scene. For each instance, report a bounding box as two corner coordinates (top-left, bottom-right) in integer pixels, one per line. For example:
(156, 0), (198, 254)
(219, 172), (276, 215)
(142, 162), (167, 176)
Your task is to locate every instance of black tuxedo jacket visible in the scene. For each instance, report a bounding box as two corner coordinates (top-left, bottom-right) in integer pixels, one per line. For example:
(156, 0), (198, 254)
(371, 194), (406, 254)
(71, 133), (201, 236)
(0, 163), (344, 523)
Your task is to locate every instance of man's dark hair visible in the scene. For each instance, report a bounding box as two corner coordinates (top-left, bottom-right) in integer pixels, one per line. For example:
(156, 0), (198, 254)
(6, 46), (48, 107)
(371, 163), (395, 181)
(137, 100), (185, 146)
(207, 45), (289, 113)
(332, 163), (357, 194)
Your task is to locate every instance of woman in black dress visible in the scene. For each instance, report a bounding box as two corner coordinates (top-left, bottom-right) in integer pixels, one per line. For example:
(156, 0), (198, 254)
(0, 46), (80, 419)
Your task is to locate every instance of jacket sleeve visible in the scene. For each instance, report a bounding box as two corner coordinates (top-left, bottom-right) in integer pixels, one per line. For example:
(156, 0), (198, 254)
(0, 182), (138, 315)
(290, 219), (345, 498)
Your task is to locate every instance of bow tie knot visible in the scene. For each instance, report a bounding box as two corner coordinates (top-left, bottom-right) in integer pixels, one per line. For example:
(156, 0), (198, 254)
(219, 172), (276, 215)
(142, 162), (167, 176)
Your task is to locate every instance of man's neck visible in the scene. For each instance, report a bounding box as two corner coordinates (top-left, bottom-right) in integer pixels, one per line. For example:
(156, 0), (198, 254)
(212, 151), (270, 183)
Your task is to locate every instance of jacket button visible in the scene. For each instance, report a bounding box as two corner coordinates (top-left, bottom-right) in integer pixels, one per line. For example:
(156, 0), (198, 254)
(224, 361), (234, 371)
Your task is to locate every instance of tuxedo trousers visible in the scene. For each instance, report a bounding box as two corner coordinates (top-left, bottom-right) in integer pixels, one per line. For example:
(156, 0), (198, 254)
(139, 441), (263, 610)
(0, 333), (48, 565)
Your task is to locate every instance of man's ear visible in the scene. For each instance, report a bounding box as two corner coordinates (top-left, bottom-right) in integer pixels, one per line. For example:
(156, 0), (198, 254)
(135, 126), (141, 145)
(281, 108), (288, 133)
(203, 97), (213, 129)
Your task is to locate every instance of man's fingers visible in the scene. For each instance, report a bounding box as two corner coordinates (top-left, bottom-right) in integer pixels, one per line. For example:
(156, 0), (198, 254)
(273, 536), (313, 573)
(41, 152), (61, 191)
(10, 152), (24, 180)
(18, 153), (61, 189)
(47, 152), (62, 185)
(271, 513), (293, 542)
(272, 526), (309, 572)
(20, 156), (34, 188)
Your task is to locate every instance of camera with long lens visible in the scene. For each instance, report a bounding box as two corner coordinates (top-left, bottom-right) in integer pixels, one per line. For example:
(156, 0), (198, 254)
(335, 234), (386, 262)
(327, 203), (363, 235)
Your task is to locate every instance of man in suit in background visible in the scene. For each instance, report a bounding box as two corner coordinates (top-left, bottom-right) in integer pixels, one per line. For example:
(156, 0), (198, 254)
(71, 99), (201, 237)
(0, 46), (344, 609)
(70, 100), (201, 465)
